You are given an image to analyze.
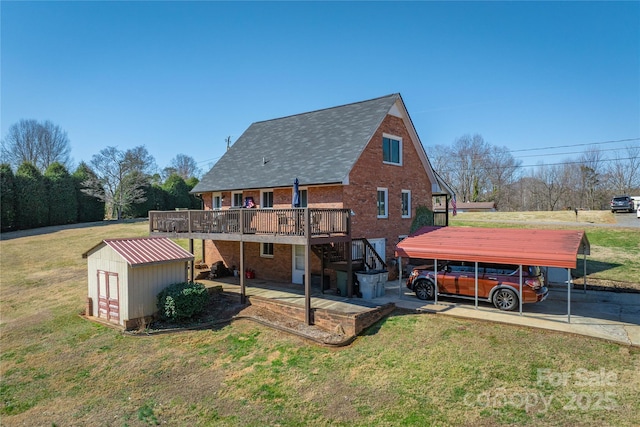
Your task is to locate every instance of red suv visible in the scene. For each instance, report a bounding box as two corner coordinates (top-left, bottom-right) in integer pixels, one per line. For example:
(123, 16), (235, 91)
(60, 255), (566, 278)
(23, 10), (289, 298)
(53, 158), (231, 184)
(406, 261), (548, 311)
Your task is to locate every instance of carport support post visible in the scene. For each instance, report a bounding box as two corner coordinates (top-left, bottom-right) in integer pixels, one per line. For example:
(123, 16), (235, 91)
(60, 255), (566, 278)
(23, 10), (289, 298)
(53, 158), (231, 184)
(519, 265), (523, 316)
(398, 256), (402, 297)
(474, 262), (478, 309)
(434, 259), (438, 305)
(583, 250), (587, 293)
(567, 268), (571, 323)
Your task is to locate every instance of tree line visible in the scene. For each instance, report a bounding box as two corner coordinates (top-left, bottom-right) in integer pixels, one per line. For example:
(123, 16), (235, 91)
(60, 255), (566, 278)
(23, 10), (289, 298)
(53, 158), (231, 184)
(3, 119), (639, 233)
(429, 135), (640, 211)
(1, 120), (203, 232)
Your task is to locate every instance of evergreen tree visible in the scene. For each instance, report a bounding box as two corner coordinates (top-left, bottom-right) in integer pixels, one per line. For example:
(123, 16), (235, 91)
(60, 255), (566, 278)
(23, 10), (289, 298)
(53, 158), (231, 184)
(15, 162), (48, 229)
(73, 162), (105, 222)
(163, 174), (192, 210)
(45, 162), (77, 225)
(0, 163), (16, 231)
(125, 183), (166, 218)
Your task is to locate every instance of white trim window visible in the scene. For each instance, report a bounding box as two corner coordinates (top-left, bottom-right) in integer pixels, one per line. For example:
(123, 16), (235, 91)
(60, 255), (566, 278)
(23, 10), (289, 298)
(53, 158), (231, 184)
(377, 188), (388, 218)
(261, 242), (274, 258)
(261, 190), (274, 208)
(212, 194), (222, 210)
(382, 133), (402, 165)
(232, 192), (243, 208)
(401, 190), (411, 218)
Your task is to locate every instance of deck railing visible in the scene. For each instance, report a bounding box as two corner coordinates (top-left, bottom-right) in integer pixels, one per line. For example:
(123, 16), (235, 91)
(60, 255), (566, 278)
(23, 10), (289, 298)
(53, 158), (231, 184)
(149, 208), (350, 238)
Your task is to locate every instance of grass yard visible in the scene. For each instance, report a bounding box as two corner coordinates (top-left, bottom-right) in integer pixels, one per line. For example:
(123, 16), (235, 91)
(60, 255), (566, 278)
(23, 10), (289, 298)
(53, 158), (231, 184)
(1, 218), (639, 426)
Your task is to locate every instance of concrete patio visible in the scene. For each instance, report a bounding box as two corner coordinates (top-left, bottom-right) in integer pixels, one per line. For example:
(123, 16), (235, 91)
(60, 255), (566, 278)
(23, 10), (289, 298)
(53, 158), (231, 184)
(201, 275), (640, 347)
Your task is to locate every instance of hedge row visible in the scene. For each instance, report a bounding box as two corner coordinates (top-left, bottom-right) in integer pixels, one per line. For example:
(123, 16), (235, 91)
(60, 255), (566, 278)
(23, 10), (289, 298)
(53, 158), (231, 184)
(1, 162), (104, 232)
(1, 161), (202, 232)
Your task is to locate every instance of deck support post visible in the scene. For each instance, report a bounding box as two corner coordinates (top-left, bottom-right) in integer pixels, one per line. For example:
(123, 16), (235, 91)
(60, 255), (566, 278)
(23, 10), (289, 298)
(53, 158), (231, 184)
(189, 239), (194, 283)
(304, 208), (312, 325)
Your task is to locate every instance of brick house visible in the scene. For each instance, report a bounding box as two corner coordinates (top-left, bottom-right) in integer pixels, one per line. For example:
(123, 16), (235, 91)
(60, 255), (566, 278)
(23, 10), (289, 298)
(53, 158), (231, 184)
(149, 94), (452, 318)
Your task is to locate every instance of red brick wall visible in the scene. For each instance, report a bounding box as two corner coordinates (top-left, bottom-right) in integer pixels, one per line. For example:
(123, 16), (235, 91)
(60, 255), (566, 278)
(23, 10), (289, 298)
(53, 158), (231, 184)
(345, 114), (433, 263)
(202, 113), (434, 281)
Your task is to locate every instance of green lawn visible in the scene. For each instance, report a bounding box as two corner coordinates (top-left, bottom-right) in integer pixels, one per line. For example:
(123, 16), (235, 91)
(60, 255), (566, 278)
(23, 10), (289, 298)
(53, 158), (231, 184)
(1, 218), (638, 426)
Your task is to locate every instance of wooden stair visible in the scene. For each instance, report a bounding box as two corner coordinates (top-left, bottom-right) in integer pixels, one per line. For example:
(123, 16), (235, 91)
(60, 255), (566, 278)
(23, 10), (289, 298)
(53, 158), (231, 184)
(311, 238), (386, 273)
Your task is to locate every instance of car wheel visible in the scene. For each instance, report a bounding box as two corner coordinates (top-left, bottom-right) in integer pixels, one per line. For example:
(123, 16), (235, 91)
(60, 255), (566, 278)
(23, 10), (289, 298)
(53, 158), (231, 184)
(414, 280), (435, 300)
(493, 288), (518, 311)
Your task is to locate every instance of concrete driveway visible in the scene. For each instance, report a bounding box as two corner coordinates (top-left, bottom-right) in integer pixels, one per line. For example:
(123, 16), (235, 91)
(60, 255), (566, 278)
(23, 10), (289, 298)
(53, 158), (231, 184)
(613, 211), (640, 228)
(379, 281), (640, 347)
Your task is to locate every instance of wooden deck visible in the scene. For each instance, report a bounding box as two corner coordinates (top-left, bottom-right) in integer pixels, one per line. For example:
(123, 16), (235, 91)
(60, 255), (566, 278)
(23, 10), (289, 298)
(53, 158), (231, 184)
(149, 208), (351, 244)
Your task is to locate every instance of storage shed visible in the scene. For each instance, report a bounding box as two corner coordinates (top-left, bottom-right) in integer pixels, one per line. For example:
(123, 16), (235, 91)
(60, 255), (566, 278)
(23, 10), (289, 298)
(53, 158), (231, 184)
(83, 237), (194, 329)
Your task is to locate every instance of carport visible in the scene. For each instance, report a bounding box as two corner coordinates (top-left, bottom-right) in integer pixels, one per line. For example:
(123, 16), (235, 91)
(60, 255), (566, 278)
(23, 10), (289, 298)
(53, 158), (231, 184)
(395, 227), (590, 322)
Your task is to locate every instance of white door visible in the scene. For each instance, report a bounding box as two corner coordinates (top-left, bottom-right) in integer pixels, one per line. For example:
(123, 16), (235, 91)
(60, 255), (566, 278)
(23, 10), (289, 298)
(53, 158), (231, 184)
(292, 245), (305, 284)
(368, 238), (386, 270)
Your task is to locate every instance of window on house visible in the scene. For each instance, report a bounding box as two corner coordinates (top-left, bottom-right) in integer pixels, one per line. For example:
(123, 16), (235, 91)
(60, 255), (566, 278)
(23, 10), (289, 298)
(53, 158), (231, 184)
(402, 190), (411, 218)
(377, 188), (388, 218)
(232, 192), (243, 208)
(261, 242), (274, 257)
(382, 135), (402, 165)
(212, 194), (222, 210)
(299, 189), (308, 208)
(262, 191), (274, 208)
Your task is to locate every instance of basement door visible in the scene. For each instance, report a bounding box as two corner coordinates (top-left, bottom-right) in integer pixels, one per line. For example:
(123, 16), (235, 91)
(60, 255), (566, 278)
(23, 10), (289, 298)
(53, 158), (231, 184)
(97, 270), (120, 323)
(368, 238), (386, 270)
(292, 245), (305, 284)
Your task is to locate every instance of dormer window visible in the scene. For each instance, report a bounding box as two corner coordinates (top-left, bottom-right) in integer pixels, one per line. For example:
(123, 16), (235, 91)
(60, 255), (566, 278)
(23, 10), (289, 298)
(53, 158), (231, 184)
(382, 134), (402, 165)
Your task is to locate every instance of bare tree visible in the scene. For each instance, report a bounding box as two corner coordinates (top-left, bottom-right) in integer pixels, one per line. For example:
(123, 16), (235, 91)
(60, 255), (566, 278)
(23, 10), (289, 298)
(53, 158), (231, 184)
(485, 145), (521, 210)
(162, 154), (202, 181)
(82, 146), (156, 220)
(529, 162), (573, 211)
(1, 119), (71, 171)
(437, 134), (492, 202)
(606, 145), (640, 195)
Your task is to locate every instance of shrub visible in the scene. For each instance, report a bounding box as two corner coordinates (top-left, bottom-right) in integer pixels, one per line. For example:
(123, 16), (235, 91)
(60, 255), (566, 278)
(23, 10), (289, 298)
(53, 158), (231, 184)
(410, 205), (435, 233)
(156, 282), (209, 321)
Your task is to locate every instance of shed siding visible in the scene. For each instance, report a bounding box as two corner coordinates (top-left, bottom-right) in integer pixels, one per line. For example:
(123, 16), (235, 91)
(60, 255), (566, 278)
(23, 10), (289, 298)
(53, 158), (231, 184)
(127, 262), (188, 323)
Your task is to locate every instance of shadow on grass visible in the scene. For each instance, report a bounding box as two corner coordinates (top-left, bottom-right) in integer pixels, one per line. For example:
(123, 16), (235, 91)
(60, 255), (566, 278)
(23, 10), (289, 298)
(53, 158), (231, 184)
(574, 259), (623, 278)
(0, 219), (147, 241)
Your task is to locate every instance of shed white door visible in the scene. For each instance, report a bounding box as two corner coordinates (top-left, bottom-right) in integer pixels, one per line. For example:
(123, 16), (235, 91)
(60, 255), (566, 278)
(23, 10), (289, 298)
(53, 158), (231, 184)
(97, 270), (120, 323)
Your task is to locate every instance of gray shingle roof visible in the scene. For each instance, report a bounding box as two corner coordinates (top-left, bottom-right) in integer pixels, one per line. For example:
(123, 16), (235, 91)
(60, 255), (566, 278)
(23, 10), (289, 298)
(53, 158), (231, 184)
(192, 94), (401, 193)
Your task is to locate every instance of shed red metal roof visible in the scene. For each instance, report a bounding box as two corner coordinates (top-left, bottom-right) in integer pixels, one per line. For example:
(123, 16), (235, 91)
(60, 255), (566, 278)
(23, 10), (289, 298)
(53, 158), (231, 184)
(83, 237), (194, 267)
(395, 227), (590, 269)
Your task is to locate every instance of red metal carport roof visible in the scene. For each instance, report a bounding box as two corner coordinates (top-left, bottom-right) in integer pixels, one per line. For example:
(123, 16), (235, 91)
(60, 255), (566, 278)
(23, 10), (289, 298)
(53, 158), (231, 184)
(395, 227), (590, 269)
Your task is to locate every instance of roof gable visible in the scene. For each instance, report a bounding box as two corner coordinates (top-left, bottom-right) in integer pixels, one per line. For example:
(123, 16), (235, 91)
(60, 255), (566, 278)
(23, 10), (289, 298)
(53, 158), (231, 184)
(83, 237), (194, 267)
(193, 93), (442, 193)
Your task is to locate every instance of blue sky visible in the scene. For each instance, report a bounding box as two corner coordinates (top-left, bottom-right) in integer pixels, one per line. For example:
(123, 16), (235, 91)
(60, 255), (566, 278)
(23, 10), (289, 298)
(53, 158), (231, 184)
(2, 1), (638, 175)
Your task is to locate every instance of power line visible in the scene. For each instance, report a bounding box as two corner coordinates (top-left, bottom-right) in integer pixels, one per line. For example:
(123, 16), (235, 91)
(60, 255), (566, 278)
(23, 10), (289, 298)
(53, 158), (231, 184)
(509, 137), (639, 153)
(514, 145), (640, 159)
(437, 155), (640, 174)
